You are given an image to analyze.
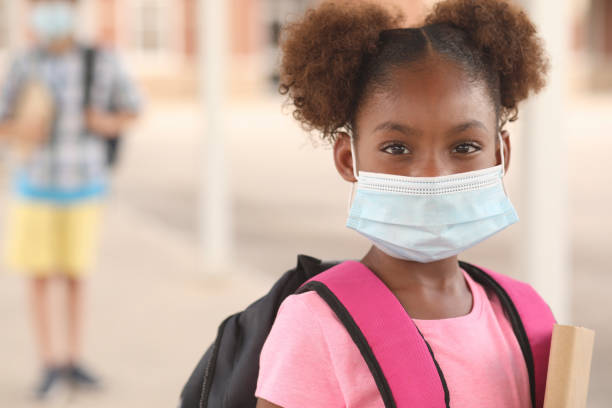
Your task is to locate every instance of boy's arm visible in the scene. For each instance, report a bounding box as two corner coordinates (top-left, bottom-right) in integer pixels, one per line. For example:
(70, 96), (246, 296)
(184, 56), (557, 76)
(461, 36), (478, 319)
(0, 118), (48, 144)
(86, 51), (142, 138)
(0, 120), (16, 140)
(0, 55), (28, 142)
(85, 50), (141, 137)
(85, 110), (138, 138)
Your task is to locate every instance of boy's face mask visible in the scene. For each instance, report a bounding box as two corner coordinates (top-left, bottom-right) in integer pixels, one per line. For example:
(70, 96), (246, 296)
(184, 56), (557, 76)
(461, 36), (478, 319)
(346, 133), (518, 263)
(31, 1), (76, 43)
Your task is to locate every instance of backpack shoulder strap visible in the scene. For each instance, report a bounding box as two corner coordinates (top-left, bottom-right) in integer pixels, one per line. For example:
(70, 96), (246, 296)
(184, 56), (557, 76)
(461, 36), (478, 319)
(82, 47), (97, 109)
(460, 262), (555, 408)
(297, 261), (448, 408)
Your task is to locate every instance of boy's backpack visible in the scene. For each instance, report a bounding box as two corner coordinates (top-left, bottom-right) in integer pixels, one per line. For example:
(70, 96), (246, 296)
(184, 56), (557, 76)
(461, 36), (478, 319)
(82, 47), (122, 168)
(179, 255), (555, 408)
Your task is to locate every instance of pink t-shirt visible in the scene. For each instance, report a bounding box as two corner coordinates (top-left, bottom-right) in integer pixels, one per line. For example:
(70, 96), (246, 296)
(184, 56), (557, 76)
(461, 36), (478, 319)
(255, 269), (532, 408)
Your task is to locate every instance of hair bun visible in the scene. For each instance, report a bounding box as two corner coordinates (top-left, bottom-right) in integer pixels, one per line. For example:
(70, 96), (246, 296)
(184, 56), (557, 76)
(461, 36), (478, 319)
(279, 1), (403, 141)
(426, 0), (549, 120)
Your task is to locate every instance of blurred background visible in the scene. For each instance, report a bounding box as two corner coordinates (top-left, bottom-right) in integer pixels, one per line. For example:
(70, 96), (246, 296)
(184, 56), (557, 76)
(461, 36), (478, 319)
(0, 0), (610, 407)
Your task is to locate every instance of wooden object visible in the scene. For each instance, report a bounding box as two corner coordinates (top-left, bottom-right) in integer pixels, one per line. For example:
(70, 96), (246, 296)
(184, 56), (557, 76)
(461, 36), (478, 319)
(543, 324), (595, 408)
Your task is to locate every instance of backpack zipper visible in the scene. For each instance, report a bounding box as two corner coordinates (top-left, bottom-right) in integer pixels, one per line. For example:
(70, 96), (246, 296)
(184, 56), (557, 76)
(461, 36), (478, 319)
(199, 314), (233, 408)
(199, 344), (216, 408)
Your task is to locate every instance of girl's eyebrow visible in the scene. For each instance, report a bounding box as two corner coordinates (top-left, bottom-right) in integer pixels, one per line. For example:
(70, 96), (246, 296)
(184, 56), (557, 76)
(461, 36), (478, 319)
(447, 120), (488, 135)
(372, 121), (421, 137)
(373, 120), (488, 137)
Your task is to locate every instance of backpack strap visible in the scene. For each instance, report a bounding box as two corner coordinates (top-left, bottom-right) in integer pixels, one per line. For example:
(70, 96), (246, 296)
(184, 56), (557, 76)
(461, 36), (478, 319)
(461, 262), (555, 408)
(82, 47), (96, 109)
(81, 46), (122, 167)
(297, 261), (449, 408)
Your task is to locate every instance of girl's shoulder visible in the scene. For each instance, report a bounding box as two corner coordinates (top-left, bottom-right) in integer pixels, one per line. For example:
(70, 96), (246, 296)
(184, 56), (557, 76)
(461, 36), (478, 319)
(257, 293), (347, 406)
(268, 289), (385, 370)
(257, 287), (384, 407)
(274, 291), (347, 337)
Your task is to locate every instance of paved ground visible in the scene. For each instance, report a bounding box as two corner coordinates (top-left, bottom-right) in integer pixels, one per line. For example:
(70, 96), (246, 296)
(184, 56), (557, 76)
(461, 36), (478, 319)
(0, 96), (610, 407)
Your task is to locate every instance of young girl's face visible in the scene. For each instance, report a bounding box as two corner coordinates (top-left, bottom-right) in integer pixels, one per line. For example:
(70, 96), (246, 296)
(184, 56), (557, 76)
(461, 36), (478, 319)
(334, 58), (510, 180)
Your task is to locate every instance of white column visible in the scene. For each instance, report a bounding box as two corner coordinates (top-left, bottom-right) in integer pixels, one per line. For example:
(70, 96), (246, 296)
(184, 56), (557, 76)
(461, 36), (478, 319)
(198, 0), (232, 272)
(520, 0), (572, 323)
(7, 0), (24, 50)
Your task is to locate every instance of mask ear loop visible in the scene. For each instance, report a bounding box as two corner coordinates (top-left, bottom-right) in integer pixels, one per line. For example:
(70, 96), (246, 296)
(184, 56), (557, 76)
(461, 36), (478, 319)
(498, 131), (512, 198)
(500, 132), (506, 176)
(350, 136), (359, 181)
(347, 135), (359, 214)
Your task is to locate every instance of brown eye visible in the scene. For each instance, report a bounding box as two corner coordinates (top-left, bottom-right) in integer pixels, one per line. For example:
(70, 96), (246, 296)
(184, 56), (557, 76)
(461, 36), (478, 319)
(453, 142), (481, 154)
(382, 143), (410, 155)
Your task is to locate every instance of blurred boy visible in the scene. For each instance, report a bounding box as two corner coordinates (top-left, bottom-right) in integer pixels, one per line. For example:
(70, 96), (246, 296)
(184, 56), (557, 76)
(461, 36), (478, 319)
(0, 0), (141, 399)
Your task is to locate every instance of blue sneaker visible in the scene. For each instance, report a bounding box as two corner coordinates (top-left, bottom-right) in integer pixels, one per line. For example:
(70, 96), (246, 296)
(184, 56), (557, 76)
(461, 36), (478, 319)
(34, 366), (63, 400)
(66, 363), (101, 388)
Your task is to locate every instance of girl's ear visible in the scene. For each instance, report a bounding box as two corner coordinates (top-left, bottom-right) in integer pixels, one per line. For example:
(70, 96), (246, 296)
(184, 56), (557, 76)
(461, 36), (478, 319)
(499, 129), (511, 174)
(333, 132), (358, 183)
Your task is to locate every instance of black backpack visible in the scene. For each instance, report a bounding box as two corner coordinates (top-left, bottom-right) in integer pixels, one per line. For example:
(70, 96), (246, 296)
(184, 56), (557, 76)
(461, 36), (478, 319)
(179, 255), (336, 408)
(82, 47), (122, 168)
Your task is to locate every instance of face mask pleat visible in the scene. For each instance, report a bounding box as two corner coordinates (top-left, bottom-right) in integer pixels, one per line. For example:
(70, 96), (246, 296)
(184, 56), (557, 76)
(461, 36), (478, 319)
(349, 182), (513, 226)
(348, 208), (518, 263)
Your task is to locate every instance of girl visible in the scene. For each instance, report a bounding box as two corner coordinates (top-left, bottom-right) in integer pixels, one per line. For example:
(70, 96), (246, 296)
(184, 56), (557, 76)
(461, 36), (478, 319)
(255, 0), (552, 407)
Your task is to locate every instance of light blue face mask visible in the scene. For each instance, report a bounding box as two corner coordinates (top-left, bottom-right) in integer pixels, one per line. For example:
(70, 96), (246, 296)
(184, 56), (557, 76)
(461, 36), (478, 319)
(31, 2), (76, 43)
(346, 134), (518, 263)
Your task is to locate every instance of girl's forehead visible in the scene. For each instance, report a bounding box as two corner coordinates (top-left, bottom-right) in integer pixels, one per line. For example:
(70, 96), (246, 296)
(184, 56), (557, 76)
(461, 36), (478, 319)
(357, 61), (497, 134)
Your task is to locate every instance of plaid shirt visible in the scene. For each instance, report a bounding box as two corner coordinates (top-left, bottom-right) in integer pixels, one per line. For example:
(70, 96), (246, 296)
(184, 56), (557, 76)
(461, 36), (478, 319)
(0, 45), (141, 202)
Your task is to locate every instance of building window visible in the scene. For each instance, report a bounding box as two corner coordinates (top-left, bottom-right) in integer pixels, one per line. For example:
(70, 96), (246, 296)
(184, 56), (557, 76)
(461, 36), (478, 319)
(141, 1), (162, 51)
(263, 0), (314, 89)
(0, 0), (9, 49)
(132, 0), (169, 54)
(587, 0), (612, 89)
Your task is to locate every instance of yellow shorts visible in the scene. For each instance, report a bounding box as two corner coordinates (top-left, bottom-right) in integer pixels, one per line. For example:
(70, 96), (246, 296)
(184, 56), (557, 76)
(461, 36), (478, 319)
(3, 199), (102, 277)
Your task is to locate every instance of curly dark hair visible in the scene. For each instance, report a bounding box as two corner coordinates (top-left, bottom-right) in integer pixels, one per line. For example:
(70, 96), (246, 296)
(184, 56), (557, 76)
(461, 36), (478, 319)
(279, 0), (549, 142)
